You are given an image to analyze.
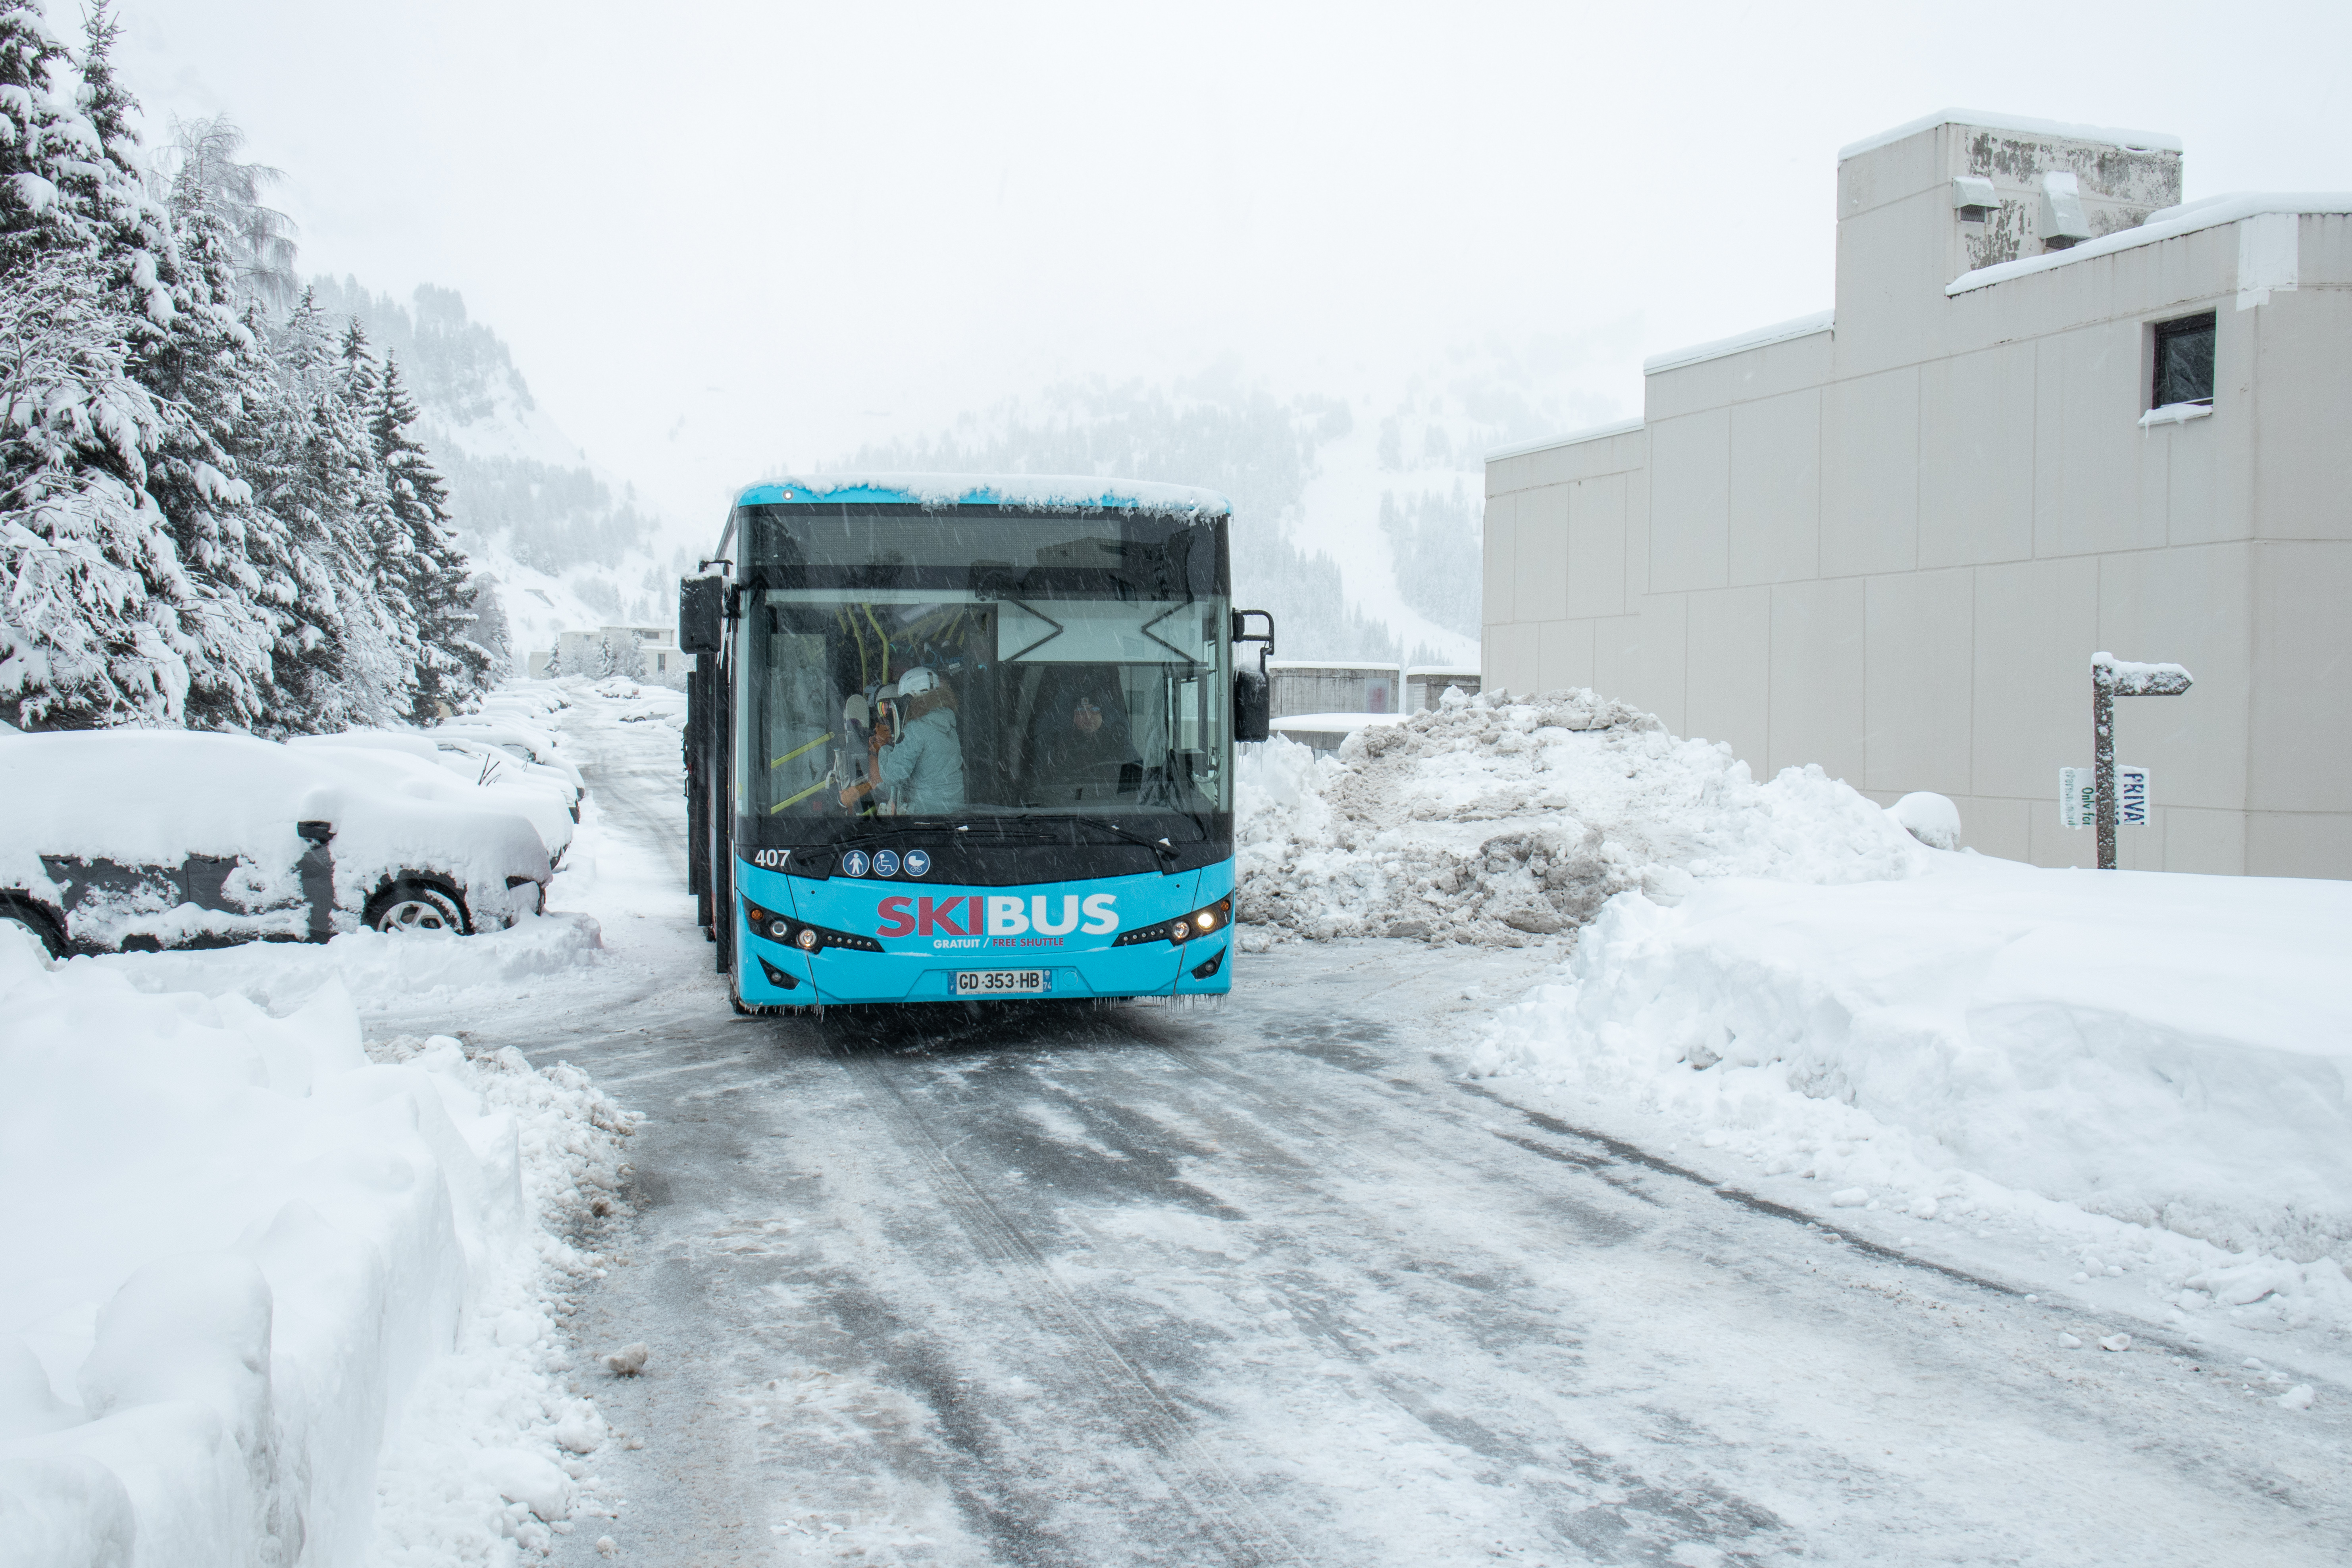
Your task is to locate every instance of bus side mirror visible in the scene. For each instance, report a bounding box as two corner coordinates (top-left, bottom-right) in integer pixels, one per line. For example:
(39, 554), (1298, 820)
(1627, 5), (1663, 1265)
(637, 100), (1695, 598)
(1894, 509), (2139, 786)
(1234, 667), (1270, 743)
(679, 575), (726, 653)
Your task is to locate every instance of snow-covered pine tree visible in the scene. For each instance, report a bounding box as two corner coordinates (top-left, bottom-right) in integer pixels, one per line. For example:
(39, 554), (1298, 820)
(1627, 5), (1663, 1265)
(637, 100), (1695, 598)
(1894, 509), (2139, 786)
(465, 573), (511, 677)
(329, 317), (422, 716)
(247, 288), (389, 727)
(370, 351), (487, 719)
(0, 0), (92, 269)
(133, 115), (310, 731)
(0, 247), (190, 727)
(0, 0), (218, 728)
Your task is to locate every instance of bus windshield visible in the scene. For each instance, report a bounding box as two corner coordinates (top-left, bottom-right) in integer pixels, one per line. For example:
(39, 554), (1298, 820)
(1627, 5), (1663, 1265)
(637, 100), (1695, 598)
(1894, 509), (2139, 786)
(731, 508), (1232, 843)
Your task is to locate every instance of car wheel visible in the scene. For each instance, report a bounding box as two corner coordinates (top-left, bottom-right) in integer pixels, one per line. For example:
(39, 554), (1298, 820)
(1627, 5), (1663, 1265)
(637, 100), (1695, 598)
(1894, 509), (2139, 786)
(364, 880), (470, 936)
(0, 900), (66, 959)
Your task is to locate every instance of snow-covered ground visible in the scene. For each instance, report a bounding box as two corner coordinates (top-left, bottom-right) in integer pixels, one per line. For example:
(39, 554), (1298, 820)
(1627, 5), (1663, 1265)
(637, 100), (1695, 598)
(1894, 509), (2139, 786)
(1239, 687), (2352, 1374)
(0, 736), (653, 1564)
(8, 676), (2345, 1565)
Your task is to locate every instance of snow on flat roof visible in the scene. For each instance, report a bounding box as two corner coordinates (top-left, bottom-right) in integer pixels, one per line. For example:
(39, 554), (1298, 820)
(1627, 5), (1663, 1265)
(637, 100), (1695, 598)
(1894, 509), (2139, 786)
(1485, 417), (1643, 464)
(737, 473), (1232, 516)
(1838, 108), (2181, 162)
(1268, 658), (1404, 673)
(1644, 310), (1835, 376)
(1948, 192), (2352, 296)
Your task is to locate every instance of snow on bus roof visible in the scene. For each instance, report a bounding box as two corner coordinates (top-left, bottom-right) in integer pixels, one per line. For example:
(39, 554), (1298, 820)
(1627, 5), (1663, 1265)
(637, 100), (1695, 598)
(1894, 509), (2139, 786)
(737, 473), (1232, 516)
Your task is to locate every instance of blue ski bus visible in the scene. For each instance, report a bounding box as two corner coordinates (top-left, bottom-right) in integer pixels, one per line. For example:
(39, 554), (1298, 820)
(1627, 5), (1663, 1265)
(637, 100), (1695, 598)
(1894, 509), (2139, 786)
(678, 475), (1274, 1013)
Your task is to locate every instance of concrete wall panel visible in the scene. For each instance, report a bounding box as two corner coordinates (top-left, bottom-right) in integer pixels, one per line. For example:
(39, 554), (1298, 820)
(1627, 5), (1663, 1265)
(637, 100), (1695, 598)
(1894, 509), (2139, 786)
(1728, 389), (1821, 586)
(2249, 541), (2352, 812)
(1958, 794), (2032, 864)
(1684, 586), (1771, 771)
(2033, 322), (2162, 559)
(1481, 492), (1517, 629)
(2246, 812), (2352, 881)
(2096, 543), (2251, 812)
(1538, 619), (1597, 694)
(1865, 568), (1973, 794)
(1648, 411), (1730, 594)
(1919, 342), (2035, 568)
(1486, 620), (1538, 695)
(1595, 597), (1687, 735)
(2252, 289), (2352, 541)
(1971, 556), (2099, 801)
(1514, 485), (1570, 624)
(1567, 473), (1629, 620)
(1768, 577), (1866, 785)
(2163, 806), (2246, 876)
(1823, 367), (1921, 577)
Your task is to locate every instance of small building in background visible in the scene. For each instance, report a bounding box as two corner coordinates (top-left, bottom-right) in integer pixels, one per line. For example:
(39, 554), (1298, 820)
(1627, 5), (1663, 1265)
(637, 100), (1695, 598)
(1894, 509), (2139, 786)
(528, 625), (693, 686)
(1483, 109), (2350, 877)
(1265, 660), (1484, 753)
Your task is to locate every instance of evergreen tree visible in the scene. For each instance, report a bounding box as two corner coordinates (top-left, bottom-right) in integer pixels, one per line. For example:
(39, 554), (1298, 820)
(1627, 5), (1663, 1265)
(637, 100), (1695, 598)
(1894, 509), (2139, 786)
(0, 2), (212, 728)
(0, 0), (91, 269)
(0, 248), (187, 727)
(371, 351), (486, 718)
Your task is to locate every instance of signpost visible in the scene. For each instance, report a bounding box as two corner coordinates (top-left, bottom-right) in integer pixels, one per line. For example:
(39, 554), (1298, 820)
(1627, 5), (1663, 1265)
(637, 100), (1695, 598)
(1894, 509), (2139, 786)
(2059, 766), (2150, 828)
(2075, 653), (2192, 870)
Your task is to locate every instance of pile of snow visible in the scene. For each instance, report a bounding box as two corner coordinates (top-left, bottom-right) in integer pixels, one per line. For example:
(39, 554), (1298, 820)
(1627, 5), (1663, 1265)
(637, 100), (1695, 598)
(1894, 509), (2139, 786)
(1234, 687), (1923, 948)
(1466, 859), (2352, 1331)
(90, 912), (605, 1021)
(0, 928), (637, 1564)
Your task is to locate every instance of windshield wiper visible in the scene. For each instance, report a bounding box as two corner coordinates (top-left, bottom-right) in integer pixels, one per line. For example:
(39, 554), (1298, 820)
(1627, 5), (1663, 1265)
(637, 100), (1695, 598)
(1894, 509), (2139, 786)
(966, 818), (1188, 865)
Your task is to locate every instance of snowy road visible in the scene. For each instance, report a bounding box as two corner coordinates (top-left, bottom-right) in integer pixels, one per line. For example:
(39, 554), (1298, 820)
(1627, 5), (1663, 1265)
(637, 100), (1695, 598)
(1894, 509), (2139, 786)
(479, 696), (2347, 1568)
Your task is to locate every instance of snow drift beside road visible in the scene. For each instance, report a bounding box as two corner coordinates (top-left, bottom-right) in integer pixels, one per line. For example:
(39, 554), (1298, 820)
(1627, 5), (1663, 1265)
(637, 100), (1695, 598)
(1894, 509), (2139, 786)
(0, 929), (636, 1566)
(1235, 687), (1924, 947)
(1468, 862), (2352, 1329)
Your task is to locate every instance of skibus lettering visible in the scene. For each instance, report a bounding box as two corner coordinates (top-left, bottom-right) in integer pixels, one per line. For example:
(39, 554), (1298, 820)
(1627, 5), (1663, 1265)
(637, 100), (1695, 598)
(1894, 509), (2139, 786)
(877, 896), (916, 938)
(919, 895), (979, 936)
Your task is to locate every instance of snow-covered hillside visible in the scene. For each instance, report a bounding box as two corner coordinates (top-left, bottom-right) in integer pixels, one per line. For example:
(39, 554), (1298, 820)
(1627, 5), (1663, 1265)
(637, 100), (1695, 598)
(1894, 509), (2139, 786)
(831, 355), (1622, 668)
(308, 280), (695, 668)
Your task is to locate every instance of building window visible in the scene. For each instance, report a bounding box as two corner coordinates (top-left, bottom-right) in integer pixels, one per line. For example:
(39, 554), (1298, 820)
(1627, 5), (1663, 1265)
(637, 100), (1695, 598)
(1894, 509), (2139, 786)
(2152, 312), (2215, 408)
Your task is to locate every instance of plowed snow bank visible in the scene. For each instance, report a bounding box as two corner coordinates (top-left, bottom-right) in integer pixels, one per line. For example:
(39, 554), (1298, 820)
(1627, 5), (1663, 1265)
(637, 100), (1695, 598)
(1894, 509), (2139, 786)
(1468, 861), (2352, 1330)
(1235, 687), (1923, 947)
(0, 929), (636, 1565)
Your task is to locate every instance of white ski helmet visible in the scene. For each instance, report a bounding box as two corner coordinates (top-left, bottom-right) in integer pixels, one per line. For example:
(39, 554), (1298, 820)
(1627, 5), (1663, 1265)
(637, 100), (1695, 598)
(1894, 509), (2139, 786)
(897, 666), (940, 698)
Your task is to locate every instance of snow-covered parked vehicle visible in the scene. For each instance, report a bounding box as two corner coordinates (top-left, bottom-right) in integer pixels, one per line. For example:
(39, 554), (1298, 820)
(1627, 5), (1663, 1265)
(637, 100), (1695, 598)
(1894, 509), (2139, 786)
(0, 730), (553, 957)
(433, 716), (584, 792)
(289, 729), (583, 849)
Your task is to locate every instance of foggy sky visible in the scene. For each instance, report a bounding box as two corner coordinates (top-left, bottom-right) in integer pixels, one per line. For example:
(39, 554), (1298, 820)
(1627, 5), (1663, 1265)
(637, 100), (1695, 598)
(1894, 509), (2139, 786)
(121, 0), (2350, 537)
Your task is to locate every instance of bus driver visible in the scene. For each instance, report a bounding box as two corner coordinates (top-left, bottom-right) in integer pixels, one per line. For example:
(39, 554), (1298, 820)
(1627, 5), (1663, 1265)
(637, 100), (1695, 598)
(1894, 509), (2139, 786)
(866, 665), (966, 814)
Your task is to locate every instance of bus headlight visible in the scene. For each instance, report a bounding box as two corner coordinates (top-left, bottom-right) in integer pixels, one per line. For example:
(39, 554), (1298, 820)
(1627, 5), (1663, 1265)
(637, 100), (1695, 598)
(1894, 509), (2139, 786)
(1115, 897), (1233, 947)
(742, 897), (883, 953)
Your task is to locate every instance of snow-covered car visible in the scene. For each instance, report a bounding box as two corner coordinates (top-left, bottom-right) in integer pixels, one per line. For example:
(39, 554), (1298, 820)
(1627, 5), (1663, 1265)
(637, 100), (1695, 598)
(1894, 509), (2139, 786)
(0, 731), (553, 957)
(288, 730), (579, 860)
(433, 717), (583, 791)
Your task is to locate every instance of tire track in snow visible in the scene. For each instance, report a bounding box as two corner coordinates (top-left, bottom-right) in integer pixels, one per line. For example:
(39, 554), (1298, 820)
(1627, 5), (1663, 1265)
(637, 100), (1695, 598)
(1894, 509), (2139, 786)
(826, 1038), (1307, 1568)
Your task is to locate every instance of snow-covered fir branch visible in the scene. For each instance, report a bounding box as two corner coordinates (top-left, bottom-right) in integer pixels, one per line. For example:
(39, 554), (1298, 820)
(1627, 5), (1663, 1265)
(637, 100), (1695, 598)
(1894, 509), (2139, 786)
(0, 0), (492, 733)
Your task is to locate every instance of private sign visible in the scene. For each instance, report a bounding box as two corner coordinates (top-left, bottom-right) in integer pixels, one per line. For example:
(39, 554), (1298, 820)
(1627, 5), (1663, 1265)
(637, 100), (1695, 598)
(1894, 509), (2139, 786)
(2060, 766), (2150, 828)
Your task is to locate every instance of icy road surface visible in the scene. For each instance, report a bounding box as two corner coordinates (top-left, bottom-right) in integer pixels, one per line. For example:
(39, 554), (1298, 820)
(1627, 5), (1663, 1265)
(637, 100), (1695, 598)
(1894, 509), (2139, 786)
(466, 694), (2345, 1567)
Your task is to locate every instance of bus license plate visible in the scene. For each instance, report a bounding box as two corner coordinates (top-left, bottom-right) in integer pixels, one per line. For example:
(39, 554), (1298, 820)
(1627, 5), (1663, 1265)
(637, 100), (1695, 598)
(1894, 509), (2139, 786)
(957, 968), (1049, 997)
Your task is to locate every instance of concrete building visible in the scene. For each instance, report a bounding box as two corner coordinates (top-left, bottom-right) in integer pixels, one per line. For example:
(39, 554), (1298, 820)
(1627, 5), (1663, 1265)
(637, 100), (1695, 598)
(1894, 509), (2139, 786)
(528, 625), (693, 685)
(1483, 110), (2351, 877)
(1266, 660), (1484, 752)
